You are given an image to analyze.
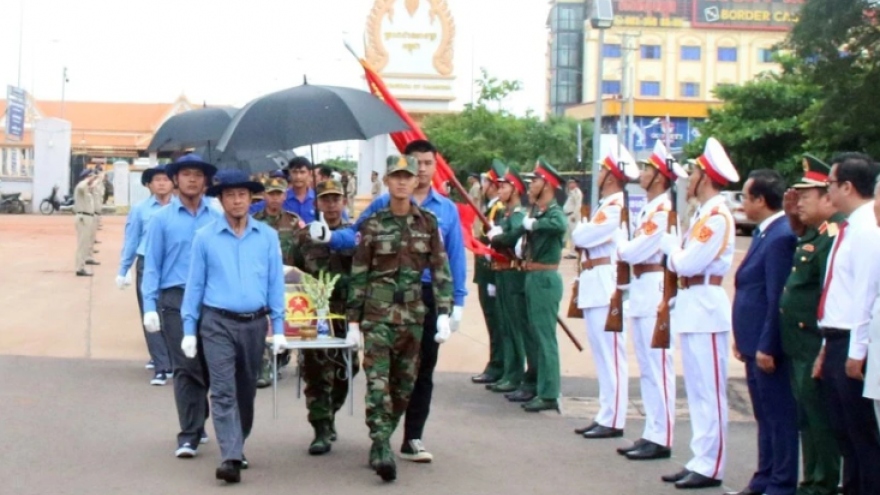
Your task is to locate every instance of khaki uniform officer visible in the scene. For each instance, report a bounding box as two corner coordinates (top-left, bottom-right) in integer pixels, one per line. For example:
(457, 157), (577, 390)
(74, 169), (99, 276)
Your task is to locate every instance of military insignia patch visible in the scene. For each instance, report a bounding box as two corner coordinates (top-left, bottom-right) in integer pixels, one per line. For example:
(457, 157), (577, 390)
(827, 223), (839, 237)
(803, 244), (815, 252)
(696, 225), (713, 243)
(643, 220), (658, 236)
(594, 210), (607, 224)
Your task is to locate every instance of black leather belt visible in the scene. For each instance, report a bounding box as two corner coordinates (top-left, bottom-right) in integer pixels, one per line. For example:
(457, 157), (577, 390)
(75, 212), (94, 216)
(205, 305), (269, 322)
(819, 327), (849, 340)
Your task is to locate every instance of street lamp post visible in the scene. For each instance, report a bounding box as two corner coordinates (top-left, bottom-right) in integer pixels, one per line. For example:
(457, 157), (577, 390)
(589, 0), (614, 212)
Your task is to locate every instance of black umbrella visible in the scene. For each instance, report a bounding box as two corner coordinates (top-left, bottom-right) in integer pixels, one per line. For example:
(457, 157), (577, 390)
(215, 83), (409, 157)
(215, 149), (297, 174)
(147, 106), (238, 160)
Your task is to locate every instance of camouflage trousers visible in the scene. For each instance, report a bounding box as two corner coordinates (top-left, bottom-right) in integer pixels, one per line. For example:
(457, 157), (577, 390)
(303, 347), (360, 425)
(362, 321), (423, 442)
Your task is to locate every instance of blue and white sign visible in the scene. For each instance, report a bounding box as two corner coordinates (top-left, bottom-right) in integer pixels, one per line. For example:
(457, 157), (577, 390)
(5, 85), (26, 141)
(611, 116), (705, 154)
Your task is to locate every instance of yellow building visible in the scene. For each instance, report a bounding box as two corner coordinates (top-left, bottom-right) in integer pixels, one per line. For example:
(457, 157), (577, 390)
(549, 0), (802, 154)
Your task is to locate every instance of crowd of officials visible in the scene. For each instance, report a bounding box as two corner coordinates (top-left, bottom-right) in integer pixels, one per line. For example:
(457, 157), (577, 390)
(104, 135), (880, 492)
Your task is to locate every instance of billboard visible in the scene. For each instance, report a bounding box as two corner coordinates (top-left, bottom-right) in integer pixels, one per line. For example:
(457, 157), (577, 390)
(5, 85), (26, 141)
(691, 0), (804, 31)
(613, 0), (689, 28)
(606, 116), (705, 153)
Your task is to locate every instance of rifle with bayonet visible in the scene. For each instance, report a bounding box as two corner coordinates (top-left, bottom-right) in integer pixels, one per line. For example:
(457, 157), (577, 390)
(605, 188), (630, 332)
(651, 158), (678, 349)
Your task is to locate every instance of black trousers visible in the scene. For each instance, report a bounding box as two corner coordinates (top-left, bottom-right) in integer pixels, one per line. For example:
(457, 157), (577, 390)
(821, 335), (880, 495)
(136, 256), (171, 370)
(403, 283), (439, 442)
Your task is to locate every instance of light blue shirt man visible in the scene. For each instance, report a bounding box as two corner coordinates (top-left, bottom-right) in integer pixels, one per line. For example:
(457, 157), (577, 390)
(141, 196), (221, 313)
(328, 189), (468, 306)
(118, 196), (165, 277)
(181, 216), (286, 337)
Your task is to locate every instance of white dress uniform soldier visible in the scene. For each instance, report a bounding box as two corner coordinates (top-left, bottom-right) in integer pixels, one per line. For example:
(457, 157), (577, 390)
(616, 141), (687, 460)
(571, 146), (639, 439)
(659, 137), (739, 489)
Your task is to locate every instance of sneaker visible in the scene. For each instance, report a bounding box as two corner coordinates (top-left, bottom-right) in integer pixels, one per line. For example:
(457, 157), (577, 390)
(164, 370), (173, 380)
(175, 443), (197, 458)
(150, 372), (167, 386)
(200, 433), (210, 445)
(145, 360), (155, 370)
(399, 439), (433, 463)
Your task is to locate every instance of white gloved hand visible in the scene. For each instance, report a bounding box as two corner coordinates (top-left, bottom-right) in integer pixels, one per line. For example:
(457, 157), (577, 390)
(486, 225), (503, 240)
(660, 231), (680, 255)
(483, 253), (492, 261)
(308, 212), (332, 243)
(612, 227), (629, 246)
(143, 311), (161, 333)
(115, 272), (132, 290)
(435, 314), (451, 344)
(345, 322), (361, 348)
(272, 334), (287, 355)
(450, 306), (464, 332)
(522, 216), (536, 231)
(487, 284), (497, 297)
(181, 335), (197, 359)
(514, 237), (524, 259)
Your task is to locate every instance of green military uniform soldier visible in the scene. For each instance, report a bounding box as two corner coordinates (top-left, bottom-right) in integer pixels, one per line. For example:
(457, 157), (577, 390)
(779, 154), (843, 495)
(291, 179), (361, 455)
(471, 159), (508, 385)
(504, 159), (567, 412)
(488, 166), (540, 401)
(252, 175), (304, 388)
(346, 155), (453, 482)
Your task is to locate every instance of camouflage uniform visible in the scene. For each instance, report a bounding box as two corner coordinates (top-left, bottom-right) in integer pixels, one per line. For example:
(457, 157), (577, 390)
(252, 176), (304, 388)
(292, 179), (361, 454)
(347, 200), (453, 459)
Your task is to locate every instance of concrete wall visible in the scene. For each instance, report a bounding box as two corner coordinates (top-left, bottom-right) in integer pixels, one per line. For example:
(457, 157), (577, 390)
(32, 118), (72, 214)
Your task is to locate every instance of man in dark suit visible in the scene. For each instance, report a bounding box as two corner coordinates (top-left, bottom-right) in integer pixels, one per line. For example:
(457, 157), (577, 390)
(730, 169), (798, 495)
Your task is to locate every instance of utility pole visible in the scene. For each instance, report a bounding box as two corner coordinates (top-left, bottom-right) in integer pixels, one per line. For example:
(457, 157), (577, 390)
(61, 67), (68, 119)
(17, 0), (24, 88)
(618, 32), (641, 154)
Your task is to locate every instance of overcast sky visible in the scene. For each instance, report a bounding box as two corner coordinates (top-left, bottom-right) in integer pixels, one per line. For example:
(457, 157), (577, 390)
(1, 0), (550, 116)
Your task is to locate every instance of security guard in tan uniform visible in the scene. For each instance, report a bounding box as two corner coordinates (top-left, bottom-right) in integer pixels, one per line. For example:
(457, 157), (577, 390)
(74, 169), (100, 276)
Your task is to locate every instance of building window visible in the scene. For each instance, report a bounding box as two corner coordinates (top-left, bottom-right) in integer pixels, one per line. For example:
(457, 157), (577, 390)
(718, 47), (738, 62)
(681, 45), (701, 61)
(680, 82), (701, 98)
(641, 45), (662, 60)
(758, 48), (775, 63)
(603, 43), (621, 58)
(640, 81), (661, 97)
(602, 80), (621, 95)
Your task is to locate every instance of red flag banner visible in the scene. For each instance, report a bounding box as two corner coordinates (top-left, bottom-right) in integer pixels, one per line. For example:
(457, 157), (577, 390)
(359, 59), (503, 260)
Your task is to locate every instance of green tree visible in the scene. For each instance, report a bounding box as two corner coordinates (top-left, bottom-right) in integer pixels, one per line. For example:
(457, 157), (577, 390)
(422, 70), (590, 177)
(322, 157), (357, 172)
(786, 0), (880, 157)
(685, 56), (821, 183)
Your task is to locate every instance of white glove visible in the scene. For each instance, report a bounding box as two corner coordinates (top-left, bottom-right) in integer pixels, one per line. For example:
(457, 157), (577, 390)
(450, 306), (464, 332)
(522, 216), (536, 231)
(143, 311), (161, 333)
(435, 314), (451, 344)
(345, 322), (361, 348)
(612, 227), (629, 246)
(115, 272), (132, 290)
(515, 237), (524, 259)
(483, 253), (492, 261)
(272, 334), (287, 355)
(487, 284), (497, 297)
(308, 212), (332, 243)
(660, 231), (680, 255)
(486, 225), (503, 240)
(181, 335), (197, 359)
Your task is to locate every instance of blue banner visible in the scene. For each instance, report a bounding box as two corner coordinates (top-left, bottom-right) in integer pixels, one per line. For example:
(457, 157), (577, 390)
(5, 85), (26, 141)
(611, 116), (704, 154)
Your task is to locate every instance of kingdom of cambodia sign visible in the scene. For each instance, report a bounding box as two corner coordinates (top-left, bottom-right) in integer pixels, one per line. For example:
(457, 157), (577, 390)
(692, 0), (804, 31)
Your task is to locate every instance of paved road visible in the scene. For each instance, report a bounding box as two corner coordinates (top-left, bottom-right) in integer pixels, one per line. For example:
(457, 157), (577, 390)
(0, 214), (760, 493)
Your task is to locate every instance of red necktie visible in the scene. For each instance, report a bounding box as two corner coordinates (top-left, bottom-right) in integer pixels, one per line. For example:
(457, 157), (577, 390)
(817, 220), (849, 321)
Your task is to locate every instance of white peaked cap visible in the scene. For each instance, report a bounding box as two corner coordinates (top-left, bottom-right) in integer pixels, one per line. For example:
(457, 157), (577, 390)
(648, 141), (688, 180)
(599, 145), (640, 181)
(696, 137), (739, 185)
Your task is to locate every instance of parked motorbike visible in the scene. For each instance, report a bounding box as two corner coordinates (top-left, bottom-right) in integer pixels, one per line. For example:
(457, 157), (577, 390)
(0, 192), (26, 214)
(39, 186), (74, 215)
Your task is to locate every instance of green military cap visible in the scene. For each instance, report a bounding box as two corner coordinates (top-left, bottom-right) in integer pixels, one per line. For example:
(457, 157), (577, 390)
(498, 166), (526, 194)
(488, 159), (508, 183)
(792, 154), (831, 189)
(264, 176), (288, 193)
(533, 157), (563, 189)
(316, 179), (345, 197)
(386, 155), (418, 176)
